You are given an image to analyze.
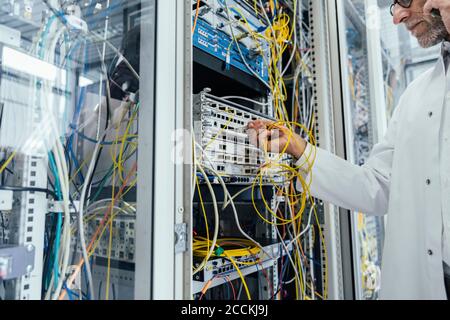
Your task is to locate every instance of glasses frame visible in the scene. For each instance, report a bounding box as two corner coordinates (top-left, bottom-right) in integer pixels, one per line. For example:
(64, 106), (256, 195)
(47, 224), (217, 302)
(390, 0), (413, 16)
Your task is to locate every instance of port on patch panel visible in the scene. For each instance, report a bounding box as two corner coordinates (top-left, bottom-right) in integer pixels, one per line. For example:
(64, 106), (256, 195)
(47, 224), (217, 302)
(198, 39), (208, 47)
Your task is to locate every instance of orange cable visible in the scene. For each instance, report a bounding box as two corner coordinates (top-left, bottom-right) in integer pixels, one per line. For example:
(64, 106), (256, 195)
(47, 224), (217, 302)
(58, 162), (138, 300)
(192, 0), (201, 34)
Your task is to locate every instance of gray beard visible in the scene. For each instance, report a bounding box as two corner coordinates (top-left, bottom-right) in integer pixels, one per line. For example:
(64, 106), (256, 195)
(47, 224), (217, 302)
(417, 18), (449, 48)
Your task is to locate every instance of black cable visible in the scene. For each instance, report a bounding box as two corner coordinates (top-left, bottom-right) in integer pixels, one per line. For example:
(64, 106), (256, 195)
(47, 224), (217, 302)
(0, 158), (14, 186)
(98, 280), (102, 300)
(84, 133), (107, 202)
(47, 177), (56, 193)
(0, 186), (57, 199)
(88, 140), (135, 189)
(42, 0), (113, 197)
(0, 211), (6, 244)
(271, 254), (291, 300)
(64, 140), (73, 185)
(42, 215), (58, 297)
(269, 287), (282, 300)
(78, 36), (116, 199)
(0, 167), (13, 176)
(112, 283), (116, 300)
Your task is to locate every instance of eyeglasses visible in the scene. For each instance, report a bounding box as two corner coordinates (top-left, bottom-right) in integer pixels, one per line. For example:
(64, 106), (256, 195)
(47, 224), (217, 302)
(390, 0), (413, 16)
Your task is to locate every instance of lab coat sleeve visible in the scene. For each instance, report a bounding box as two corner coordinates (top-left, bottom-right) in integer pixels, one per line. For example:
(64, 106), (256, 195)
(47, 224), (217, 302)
(296, 104), (401, 216)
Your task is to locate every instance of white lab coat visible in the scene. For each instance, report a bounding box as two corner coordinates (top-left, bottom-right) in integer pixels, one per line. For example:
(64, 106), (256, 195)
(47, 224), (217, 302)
(297, 51), (449, 300)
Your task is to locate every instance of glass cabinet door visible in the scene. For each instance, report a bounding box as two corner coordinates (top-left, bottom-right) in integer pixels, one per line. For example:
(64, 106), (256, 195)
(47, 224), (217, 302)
(338, 0), (386, 300)
(0, 0), (154, 300)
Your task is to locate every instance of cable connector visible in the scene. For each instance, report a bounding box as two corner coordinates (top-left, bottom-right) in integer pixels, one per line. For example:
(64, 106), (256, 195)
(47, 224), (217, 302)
(225, 50), (231, 71)
(48, 200), (79, 214)
(214, 247), (225, 256)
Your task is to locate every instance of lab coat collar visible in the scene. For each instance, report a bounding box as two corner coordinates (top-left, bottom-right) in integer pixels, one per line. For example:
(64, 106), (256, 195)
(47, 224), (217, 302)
(429, 42), (447, 78)
(441, 40), (450, 56)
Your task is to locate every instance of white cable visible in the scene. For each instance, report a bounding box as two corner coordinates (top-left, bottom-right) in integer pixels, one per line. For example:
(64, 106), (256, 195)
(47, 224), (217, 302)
(47, 140), (71, 300)
(257, 0), (281, 64)
(222, 185), (252, 210)
(196, 142), (273, 260)
(88, 31), (140, 81)
(37, 17), (73, 299)
(275, 226), (301, 291)
(85, 205), (135, 217)
(43, 0), (140, 83)
(96, 0), (111, 141)
(284, 228), (306, 300)
(76, 136), (104, 299)
(193, 127), (229, 207)
(52, 86), (72, 300)
(286, 194), (307, 299)
(222, 1), (271, 89)
(52, 140), (72, 299)
(286, 205), (314, 248)
(237, 281), (244, 300)
(193, 163), (220, 276)
(84, 199), (136, 215)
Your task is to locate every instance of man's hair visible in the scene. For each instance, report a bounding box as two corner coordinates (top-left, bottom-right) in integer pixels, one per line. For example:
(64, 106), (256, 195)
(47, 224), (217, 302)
(417, 15), (449, 48)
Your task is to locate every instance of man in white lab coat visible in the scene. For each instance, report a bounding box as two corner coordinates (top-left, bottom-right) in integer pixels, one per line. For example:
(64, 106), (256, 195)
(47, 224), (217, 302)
(248, 0), (450, 300)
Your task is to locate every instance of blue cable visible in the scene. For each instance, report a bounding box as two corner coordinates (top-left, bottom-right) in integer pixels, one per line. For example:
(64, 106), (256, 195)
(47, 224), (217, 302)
(74, 129), (137, 145)
(82, 257), (93, 300)
(218, 0), (276, 33)
(48, 152), (63, 291)
(64, 283), (74, 301)
(66, 40), (89, 184)
(63, 282), (87, 300)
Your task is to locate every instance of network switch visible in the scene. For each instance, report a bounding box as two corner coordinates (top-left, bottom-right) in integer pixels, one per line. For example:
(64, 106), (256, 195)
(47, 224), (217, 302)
(192, 241), (292, 294)
(194, 91), (291, 184)
(193, 0), (269, 81)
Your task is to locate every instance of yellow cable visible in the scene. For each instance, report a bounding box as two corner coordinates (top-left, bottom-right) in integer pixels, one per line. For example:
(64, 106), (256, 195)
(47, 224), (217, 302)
(0, 151), (17, 175)
(105, 124), (121, 300)
(118, 107), (138, 183)
(193, 176), (210, 272)
(226, 254), (252, 300)
(203, 109), (236, 152)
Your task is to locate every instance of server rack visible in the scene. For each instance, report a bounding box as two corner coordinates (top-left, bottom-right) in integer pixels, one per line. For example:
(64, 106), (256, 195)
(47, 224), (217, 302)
(0, 0), (158, 300)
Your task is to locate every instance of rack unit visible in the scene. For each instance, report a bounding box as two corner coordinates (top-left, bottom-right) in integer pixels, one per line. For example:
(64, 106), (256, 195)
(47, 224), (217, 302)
(187, 0), (344, 301)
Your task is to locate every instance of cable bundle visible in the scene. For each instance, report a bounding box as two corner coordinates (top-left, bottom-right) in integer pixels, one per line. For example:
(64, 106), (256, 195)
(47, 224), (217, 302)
(193, 0), (328, 300)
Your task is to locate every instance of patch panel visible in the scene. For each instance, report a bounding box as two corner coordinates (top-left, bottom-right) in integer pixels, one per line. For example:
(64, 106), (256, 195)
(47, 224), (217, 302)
(79, 215), (136, 263)
(193, 1), (269, 82)
(194, 91), (291, 184)
(192, 241), (292, 293)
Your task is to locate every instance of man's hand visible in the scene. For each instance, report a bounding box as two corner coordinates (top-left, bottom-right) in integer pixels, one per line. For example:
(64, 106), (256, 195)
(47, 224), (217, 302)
(247, 120), (307, 160)
(424, 0), (450, 34)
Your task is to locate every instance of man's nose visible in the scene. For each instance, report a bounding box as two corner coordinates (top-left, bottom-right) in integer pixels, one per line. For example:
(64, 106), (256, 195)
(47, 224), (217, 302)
(393, 5), (411, 25)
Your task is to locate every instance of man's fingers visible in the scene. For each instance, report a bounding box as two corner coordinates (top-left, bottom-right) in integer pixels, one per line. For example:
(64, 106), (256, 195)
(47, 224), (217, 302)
(248, 128), (258, 147)
(247, 119), (263, 130)
(258, 129), (269, 151)
(268, 138), (283, 153)
(247, 121), (286, 153)
(423, 0), (433, 15)
(267, 129), (282, 153)
(247, 119), (276, 130)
